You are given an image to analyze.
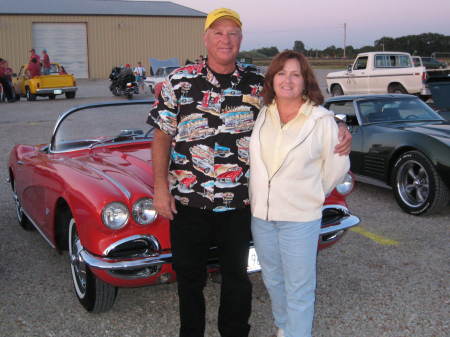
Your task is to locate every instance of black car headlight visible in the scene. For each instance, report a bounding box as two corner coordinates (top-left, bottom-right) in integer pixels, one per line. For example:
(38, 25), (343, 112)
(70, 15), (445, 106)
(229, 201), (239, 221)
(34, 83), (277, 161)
(336, 173), (354, 196)
(102, 202), (129, 229)
(132, 198), (157, 225)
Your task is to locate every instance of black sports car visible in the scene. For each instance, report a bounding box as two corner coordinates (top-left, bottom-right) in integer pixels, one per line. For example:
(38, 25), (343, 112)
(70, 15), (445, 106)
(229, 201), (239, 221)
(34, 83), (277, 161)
(325, 94), (450, 215)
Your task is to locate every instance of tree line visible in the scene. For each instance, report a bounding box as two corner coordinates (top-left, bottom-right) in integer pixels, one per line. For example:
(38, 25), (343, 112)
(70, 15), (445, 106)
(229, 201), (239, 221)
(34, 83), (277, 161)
(239, 33), (450, 59)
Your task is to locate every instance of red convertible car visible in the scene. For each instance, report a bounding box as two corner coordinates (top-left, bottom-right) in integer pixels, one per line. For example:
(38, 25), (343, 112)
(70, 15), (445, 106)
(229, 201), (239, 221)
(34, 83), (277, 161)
(8, 100), (360, 313)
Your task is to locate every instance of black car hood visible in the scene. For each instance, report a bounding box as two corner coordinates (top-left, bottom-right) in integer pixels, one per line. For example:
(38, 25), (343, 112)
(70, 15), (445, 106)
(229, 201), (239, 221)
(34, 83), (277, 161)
(390, 123), (450, 142)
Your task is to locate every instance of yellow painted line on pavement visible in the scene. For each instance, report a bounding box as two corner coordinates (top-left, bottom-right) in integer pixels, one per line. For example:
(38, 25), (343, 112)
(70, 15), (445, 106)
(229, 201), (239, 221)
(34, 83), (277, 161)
(350, 227), (399, 246)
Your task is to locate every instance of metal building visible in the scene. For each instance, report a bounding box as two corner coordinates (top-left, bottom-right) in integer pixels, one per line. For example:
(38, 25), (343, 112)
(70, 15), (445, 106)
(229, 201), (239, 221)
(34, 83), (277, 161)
(0, 0), (206, 78)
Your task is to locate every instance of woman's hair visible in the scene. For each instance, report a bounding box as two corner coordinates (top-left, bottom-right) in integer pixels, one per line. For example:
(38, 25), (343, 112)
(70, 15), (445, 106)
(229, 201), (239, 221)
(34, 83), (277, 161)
(263, 50), (324, 106)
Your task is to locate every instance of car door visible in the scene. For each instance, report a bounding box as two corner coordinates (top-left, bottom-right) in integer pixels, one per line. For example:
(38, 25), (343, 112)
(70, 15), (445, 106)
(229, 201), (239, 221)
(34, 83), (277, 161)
(346, 56), (369, 94)
(326, 100), (364, 173)
(12, 66), (26, 96)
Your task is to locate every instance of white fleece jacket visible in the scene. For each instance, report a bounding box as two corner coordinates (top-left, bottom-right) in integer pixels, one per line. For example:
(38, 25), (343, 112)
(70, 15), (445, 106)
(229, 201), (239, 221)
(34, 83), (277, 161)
(249, 104), (350, 222)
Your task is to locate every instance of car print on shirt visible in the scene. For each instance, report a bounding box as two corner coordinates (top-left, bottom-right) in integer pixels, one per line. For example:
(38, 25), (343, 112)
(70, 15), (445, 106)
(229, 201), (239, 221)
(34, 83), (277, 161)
(198, 180), (215, 202)
(214, 143), (233, 158)
(242, 84), (263, 107)
(156, 110), (177, 135)
(213, 192), (235, 212)
(170, 170), (197, 193)
(236, 137), (250, 164)
(189, 144), (214, 177)
(222, 87), (242, 96)
(176, 113), (216, 142)
(197, 90), (224, 116)
(215, 164), (243, 188)
(171, 150), (189, 165)
(218, 106), (255, 134)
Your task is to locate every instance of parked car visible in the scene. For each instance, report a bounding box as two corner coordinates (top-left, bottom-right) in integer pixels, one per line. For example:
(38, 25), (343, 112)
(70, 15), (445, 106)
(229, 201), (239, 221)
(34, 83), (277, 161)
(412, 56), (447, 69)
(326, 52), (450, 99)
(144, 66), (179, 93)
(13, 62), (77, 100)
(325, 94), (450, 215)
(8, 100), (359, 313)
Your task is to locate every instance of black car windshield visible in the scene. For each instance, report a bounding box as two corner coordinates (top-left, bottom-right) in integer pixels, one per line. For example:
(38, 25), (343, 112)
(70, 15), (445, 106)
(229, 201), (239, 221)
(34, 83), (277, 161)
(52, 101), (153, 152)
(357, 97), (444, 124)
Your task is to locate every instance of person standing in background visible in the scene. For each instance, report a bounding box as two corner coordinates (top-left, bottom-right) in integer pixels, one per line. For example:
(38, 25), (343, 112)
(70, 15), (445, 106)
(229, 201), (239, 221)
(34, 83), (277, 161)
(42, 50), (51, 75)
(134, 61), (146, 92)
(29, 49), (40, 64)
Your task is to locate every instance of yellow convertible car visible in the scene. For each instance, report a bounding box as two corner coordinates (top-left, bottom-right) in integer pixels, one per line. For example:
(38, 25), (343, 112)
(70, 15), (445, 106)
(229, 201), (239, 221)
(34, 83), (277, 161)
(13, 63), (77, 101)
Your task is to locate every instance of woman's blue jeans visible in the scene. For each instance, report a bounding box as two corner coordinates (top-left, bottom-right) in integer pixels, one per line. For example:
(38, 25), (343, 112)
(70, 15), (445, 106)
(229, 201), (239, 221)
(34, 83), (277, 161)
(251, 216), (321, 337)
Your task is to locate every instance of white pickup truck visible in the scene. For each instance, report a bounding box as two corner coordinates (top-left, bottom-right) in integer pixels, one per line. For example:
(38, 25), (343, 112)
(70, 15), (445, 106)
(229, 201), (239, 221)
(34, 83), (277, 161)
(326, 51), (450, 98)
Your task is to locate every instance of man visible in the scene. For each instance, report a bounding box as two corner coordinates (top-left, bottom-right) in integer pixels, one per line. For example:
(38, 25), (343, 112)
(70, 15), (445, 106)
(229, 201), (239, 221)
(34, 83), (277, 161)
(133, 61), (146, 92)
(26, 58), (41, 78)
(0, 58), (16, 102)
(29, 48), (40, 64)
(148, 8), (351, 337)
(117, 64), (135, 89)
(42, 49), (51, 75)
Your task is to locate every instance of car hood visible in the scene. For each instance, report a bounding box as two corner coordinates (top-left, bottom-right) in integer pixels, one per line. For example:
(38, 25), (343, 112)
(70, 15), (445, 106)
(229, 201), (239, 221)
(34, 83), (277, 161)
(388, 123), (450, 143)
(326, 70), (348, 79)
(63, 145), (154, 201)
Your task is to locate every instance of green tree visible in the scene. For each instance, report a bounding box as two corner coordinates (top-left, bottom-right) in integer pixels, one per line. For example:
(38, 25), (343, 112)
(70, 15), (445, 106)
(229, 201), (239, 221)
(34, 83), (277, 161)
(293, 40), (306, 53)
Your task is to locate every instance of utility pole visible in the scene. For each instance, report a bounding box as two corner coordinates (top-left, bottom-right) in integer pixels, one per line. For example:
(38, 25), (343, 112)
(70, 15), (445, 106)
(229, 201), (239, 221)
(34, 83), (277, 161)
(343, 23), (347, 58)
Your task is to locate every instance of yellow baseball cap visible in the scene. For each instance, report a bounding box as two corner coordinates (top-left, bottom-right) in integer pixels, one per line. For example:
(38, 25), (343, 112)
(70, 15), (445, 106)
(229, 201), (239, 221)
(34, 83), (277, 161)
(204, 8), (242, 31)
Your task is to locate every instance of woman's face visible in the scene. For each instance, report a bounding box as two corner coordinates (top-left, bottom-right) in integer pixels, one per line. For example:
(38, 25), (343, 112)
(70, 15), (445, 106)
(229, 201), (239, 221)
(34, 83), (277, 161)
(273, 58), (304, 101)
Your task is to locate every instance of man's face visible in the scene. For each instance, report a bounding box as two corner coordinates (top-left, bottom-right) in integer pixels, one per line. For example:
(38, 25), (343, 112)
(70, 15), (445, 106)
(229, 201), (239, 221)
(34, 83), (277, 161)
(203, 18), (242, 67)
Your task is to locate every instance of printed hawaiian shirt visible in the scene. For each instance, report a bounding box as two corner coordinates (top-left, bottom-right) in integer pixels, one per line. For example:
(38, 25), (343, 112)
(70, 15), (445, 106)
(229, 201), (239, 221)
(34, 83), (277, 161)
(147, 60), (264, 212)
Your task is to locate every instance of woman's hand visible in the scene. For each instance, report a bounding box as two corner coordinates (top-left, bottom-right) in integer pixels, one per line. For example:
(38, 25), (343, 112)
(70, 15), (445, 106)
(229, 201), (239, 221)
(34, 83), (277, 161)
(334, 123), (352, 155)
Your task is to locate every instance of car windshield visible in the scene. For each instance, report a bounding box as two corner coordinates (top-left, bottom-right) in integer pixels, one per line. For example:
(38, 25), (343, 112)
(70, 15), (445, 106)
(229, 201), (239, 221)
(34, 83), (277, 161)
(52, 101), (154, 152)
(357, 97), (444, 124)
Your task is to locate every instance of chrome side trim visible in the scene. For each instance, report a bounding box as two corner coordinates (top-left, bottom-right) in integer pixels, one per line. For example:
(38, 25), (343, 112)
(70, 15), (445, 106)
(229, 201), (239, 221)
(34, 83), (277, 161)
(80, 250), (172, 270)
(21, 208), (56, 249)
(102, 234), (161, 256)
(320, 204), (360, 235)
(36, 86), (78, 94)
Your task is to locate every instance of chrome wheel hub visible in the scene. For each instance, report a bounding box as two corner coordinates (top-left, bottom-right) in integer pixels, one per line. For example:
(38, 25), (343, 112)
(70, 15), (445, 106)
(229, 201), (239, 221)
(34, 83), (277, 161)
(69, 219), (88, 298)
(396, 160), (429, 208)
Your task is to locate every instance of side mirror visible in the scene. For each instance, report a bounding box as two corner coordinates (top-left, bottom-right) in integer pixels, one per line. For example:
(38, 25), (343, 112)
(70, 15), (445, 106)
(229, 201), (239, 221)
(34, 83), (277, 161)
(347, 65), (353, 72)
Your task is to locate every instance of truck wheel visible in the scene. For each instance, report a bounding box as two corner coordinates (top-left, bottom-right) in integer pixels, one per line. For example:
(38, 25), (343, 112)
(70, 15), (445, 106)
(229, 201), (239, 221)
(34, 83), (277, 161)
(392, 151), (449, 215)
(65, 92), (76, 99)
(66, 210), (118, 312)
(388, 84), (407, 94)
(48, 94), (56, 100)
(26, 87), (36, 101)
(331, 85), (344, 96)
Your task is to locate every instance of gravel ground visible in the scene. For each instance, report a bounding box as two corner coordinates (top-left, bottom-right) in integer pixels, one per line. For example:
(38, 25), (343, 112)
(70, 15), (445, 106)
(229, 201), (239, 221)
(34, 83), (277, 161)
(0, 72), (448, 337)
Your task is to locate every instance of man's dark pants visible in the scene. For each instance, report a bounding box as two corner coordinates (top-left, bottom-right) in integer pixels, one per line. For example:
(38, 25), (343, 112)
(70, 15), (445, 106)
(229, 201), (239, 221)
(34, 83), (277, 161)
(0, 77), (13, 101)
(170, 203), (252, 337)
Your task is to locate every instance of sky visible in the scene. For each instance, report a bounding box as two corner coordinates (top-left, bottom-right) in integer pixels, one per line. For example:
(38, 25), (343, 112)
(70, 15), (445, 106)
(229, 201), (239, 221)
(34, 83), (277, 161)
(131, 0), (450, 51)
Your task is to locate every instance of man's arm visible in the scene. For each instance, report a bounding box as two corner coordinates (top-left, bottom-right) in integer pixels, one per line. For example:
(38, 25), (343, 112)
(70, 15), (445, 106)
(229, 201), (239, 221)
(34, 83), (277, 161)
(152, 129), (177, 220)
(334, 122), (352, 156)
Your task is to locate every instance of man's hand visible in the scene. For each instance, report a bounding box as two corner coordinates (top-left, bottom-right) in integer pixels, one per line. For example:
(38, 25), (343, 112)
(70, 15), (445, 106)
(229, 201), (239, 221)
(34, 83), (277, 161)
(334, 123), (352, 155)
(154, 185), (177, 220)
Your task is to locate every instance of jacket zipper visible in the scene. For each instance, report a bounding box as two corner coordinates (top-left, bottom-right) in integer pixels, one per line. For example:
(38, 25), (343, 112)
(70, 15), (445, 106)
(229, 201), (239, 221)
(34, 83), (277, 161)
(262, 118), (318, 221)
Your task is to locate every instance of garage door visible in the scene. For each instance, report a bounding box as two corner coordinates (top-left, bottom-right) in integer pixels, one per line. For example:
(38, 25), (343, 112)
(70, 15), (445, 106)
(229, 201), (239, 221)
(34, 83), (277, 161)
(32, 23), (89, 78)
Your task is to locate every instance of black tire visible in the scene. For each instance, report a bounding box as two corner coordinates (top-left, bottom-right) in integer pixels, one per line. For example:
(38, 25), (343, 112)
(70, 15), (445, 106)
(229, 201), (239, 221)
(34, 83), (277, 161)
(126, 93), (133, 99)
(12, 180), (34, 230)
(331, 84), (344, 96)
(65, 92), (76, 99)
(67, 211), (118, 312)
(111, 85), (120, 97)
(392, 151), (449, 215)
(48, 94), (56, 100)
(388, 84), (407, 94)
(26, 87), (36, 101)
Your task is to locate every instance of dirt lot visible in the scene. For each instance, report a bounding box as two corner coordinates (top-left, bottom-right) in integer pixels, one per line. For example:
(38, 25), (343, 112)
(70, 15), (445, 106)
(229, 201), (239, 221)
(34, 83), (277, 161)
(0, 76), (448, 337)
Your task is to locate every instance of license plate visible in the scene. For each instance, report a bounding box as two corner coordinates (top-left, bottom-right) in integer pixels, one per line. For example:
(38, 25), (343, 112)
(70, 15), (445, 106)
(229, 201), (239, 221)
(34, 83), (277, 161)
(54, 89), (62, 94)
(247, 247), (261, 273)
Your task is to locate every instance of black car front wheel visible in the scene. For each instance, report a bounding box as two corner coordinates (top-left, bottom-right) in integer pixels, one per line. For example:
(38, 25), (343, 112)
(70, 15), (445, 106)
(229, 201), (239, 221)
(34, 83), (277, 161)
(392, 151), (449, 215)
(67, 213), (118, 312)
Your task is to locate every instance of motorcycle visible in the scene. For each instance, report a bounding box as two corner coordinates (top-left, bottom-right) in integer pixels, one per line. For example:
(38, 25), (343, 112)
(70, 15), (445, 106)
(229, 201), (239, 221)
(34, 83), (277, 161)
(109, 67), (139, 99)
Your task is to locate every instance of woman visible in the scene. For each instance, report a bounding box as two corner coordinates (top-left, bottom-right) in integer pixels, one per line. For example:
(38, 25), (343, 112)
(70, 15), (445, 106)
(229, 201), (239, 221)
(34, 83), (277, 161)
(249, 50), (350, 337)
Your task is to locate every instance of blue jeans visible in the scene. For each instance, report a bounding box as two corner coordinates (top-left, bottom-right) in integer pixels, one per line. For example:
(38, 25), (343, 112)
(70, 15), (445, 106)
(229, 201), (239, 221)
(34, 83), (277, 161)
(251, 216), (321, 337)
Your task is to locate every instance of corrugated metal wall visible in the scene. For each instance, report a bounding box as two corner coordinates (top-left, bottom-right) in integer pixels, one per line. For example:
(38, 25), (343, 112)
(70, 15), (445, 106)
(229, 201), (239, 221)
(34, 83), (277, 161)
(0, 15), (206, 79)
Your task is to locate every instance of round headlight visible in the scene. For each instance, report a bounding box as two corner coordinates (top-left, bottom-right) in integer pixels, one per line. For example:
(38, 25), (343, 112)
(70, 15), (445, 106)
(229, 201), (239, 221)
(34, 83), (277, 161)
(102, 202), (129, 230)
(335, 173), (354, 195)
(132, 198), (157, 225)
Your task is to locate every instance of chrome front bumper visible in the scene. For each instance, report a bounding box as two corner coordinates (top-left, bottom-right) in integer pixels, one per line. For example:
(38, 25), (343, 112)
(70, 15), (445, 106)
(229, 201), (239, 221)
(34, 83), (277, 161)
(81, 204), (359, 277)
